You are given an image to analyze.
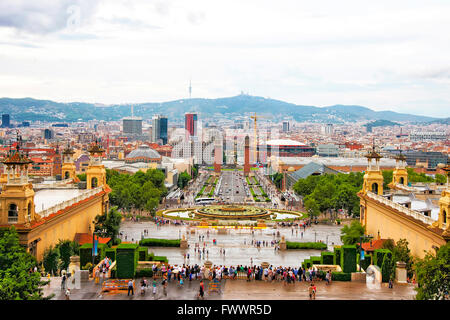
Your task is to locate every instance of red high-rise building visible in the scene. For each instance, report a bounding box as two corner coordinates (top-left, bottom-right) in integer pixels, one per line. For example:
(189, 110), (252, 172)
(185, 113), (197, 137)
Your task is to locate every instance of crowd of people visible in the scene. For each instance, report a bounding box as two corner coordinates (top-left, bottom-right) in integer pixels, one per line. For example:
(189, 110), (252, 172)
(137, 262), (331, 299)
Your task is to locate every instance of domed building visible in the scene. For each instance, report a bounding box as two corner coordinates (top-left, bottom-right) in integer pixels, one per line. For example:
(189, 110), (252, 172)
(125, 144), (162, 164)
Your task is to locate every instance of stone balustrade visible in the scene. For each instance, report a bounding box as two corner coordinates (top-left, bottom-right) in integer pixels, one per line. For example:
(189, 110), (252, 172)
(36, 186), (103, 217)
(366, 191), (435, 225)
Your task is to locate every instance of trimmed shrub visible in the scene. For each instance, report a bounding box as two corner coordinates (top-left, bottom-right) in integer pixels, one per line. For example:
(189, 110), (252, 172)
(360, 253), (372, 271)
(138, 247), (148, 261)
(321, 252), (335, 265)
(80, 243), (107, 268)
(153, 256), (168, 263)
(311, 256), (321, 265)
(105, 248), (116, 261)
(286, 242), (327, 250)
(340, 245), (357, 273)
(139, 238), (181, 247)
(381, 251), (393, 283)
(374, 249), (392, 268)
(116, 243), (139, 279)
(333, 246), (342, 266)
(331, 272), (351, 281)
(303, 259), (312, 269)
(136, 268), (153, 278)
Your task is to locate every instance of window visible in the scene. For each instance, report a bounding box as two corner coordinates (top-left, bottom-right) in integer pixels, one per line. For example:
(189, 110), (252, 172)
(8, 203), (18, 223)
(444, 210), (447, 225)
(64, 171), (70, 179)
(91, 177), (98, 188)
(371, 183), (378, 194)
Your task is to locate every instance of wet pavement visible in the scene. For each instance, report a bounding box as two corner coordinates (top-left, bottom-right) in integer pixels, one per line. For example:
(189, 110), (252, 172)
(43, 276), (417, 300)
(119, 221), (343, 267)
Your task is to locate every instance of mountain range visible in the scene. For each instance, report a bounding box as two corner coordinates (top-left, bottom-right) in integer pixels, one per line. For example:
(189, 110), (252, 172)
(0, 95), (442, 124)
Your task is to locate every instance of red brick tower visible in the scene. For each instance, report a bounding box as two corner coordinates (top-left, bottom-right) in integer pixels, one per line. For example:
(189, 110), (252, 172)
(214, 140), (221, 174)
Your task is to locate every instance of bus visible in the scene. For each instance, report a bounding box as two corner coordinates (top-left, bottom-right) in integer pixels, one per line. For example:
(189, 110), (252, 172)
(195, 197), (215, 205)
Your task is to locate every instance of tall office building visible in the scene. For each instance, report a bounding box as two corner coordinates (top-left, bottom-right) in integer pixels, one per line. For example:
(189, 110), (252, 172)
(282, 121), (290, 133)
(152, 115), (168, 145)
(123, 117), (143, 135)
(185, 113), (197, 137)
(44, 128), (54, 140)
(2, 114), (10, 128)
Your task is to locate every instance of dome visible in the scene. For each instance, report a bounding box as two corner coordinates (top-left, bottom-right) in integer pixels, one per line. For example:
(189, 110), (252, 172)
(125, 144), (161, 163)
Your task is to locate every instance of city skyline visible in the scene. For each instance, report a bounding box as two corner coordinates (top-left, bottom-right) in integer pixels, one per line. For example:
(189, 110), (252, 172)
(0, 1), (449, 117)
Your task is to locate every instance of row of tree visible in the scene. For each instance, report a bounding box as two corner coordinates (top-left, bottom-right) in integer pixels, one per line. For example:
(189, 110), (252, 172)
(106, 169), (168, 215)
(294, 172), (364, 218)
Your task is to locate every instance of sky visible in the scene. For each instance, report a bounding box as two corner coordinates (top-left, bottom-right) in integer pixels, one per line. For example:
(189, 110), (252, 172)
(0, 0), (450, 117)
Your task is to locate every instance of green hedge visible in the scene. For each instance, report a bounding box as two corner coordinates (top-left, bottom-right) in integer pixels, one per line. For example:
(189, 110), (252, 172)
(360, 253), (372, 271)
(153, 256), (168, 263)
(321, 252), (335, 265)
(311, 256), (321, 265)
(286, 242), (327, 250)
(302, 259), (312, 269)
(374, 249), (391, 268)
(331, 272), (352, 281)
(138, 247), (148, 261)
(340, 245), (357, 273)
(333, 246), (342, 266)
(79, 243), (107, 268)
(139, 238), (181, 247)
(116, 243), (139, 279)
(136, 268), (154, 278)
(105, 248), (116, 261)
(381, 251), (393, 283)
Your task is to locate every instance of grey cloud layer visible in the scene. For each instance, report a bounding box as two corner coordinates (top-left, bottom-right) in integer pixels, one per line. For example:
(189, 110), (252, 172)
(0, 0), (100, 34)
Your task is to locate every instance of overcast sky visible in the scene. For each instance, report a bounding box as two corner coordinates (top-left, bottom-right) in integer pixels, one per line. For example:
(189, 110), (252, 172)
(0, 0), (449, 117)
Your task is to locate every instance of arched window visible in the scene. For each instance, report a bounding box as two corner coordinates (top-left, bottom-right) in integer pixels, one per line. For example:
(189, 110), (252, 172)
(444, 210), (447, 225)
(371, 183), (378, 194)
(8, 203), (18, 223)
(27, 202), (32, 221)
(399, 177), (404, 185)
(91, 177), (98, 188)
(64, 171), (70, 179)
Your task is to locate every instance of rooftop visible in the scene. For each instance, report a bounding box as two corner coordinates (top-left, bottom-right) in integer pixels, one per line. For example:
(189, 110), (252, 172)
(34, 188), (90, 214)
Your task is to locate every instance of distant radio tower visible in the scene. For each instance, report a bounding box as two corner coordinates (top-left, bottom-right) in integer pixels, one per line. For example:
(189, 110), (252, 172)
(189, 80), (192, 99)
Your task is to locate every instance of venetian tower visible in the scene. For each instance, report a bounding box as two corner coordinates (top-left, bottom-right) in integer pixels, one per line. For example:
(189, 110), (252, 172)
(389, 150), (408, 189)
(244, 135), (250, 176)
(362, 144), (384, 195)
(86, 141), (106, 189)
(0, 144), (36, 227)
(61, 143), (76, 180)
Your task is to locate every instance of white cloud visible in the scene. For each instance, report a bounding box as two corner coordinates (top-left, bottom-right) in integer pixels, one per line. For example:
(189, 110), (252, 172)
(0, 0), (449, 117)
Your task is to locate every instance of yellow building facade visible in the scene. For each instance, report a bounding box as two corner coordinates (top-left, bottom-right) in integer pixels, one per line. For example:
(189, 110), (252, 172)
(0, 143), (110, 261)
(359, 151), (449, 258)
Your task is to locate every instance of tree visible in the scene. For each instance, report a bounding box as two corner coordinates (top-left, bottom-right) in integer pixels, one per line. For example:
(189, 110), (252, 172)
(382, 170), (393, 190)
(0, 227), (50, 300)
(77, 173), (86, 181)
(303, 196), (320, 218)
(392, 239), (414, 278)
(43, 246), (60, 275)
(415, 243), (449, 300)
(55, 240), (80, 271)
(340, 220), (365, 245)
(178, 171), (191, 189)
(435, 174), (447, 184)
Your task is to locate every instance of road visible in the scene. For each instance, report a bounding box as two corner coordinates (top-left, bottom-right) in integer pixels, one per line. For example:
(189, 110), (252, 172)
(216, 171), (249, 203)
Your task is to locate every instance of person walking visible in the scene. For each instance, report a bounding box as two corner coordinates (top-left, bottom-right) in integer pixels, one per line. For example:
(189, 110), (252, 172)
(65, 288), (71, 300)
(127, 279), (134, 296)
(198, 280), (205, 299)
(309, 283), (316, 300)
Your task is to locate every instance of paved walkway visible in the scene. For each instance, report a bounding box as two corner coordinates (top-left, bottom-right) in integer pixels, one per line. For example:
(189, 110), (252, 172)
(42, 276), (417, 300)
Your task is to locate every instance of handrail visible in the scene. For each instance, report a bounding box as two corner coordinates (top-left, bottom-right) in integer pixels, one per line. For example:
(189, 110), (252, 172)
(366, 191), (435, 225)
(36, 186), (104, 217)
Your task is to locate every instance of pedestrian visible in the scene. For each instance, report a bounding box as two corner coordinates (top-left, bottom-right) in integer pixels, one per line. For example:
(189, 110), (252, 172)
(198, 280), (205, 299)
(309, 283), (316, 300)
(65, 288), (71, 300)
(389, 278), (393, 289)
(61, 274), (66, 290)
(153, 279), (157, 296)
(127, 279), (134, 296)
